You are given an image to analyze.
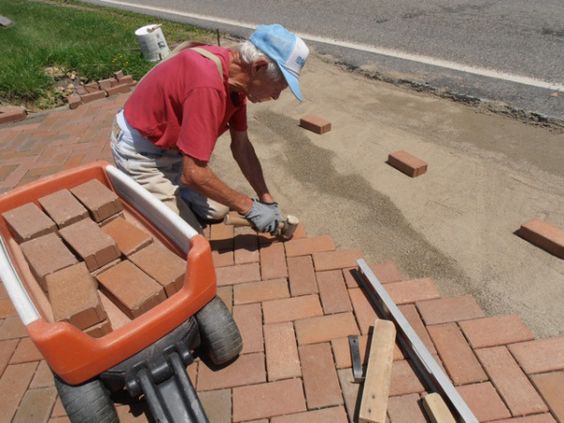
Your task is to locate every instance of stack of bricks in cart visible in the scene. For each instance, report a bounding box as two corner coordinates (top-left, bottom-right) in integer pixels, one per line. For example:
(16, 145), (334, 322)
(1, 178), (188, 337)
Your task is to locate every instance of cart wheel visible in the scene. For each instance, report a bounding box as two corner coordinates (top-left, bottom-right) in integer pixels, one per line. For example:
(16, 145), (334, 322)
(196, 296), (243, 365)
(55, 375), (118, 423)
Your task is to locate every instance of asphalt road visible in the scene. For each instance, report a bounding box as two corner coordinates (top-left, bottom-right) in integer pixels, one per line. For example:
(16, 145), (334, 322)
(85, 0), (564, 125)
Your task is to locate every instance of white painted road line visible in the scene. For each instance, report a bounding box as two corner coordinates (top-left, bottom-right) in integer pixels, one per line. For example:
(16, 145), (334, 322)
(97, 0), (564, 91)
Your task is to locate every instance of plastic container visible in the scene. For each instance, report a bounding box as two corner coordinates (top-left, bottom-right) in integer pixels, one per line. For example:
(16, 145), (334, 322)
(135, 24), (170, 62)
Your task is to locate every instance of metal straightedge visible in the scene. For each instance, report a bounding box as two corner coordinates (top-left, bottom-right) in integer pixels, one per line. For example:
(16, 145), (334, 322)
(356, 259), (478, 423)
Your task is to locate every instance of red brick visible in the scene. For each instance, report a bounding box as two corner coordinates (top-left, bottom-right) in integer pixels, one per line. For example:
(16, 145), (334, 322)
(387, 150), (428, 177)
(30, 360), (54, 388)
(337, 368), (360, 422)
(348, 287), (376, 335)
(13, 385), (57, 422)
(299, 115), (332, 134)
(104, 83), (131, 97)
(517, 218), (564, 258)
(129, 242), (186, 296)
(476, 346), (548, 416)
(457, 382), (511, 421)
(38, 189), (89, 228)
(216, 286), (233, 312)
(262, 295), (323, 324)
(199, 389), (231, 423)
(317, 270), (352, 314)
(0, 316), (28, 340)
(83, 82), (99, 93)
(197, 352), (266, 391)
(80, 90), (106, 103)
(0, 339), (18, 373)
(508, 336), (564, 374)
(287, 255), (318, 296)
(46, 263), (106, 329)
(300, 342), (342, 408)
(233, 226), (259, 264)
(530, 371), (564, 422)
(70, 179), (123, 222)
(0, 362), (38, 422)
(387, 393), (428, 423)
(215, 263), (261, 286)
(233, 278), (289, 305)
(0, 106), (26, 124)
(84, 319), (112, 338)
(0, 297), (16, 318)
(271, 406), (347, 423)
(416, 295), (485, 325)
(459, 315), (534, 349)
(2, 202), (56, 242)
(67, 93), (82, 109)
(331, 334), (403, 368)
(313, 249), (363, 271)
(117, 74), (135, 85)
(264, 322), (301, 380)
(10, 337), (42, 363)
(232, 378), (306, 421)
(260, 243), (287, 279)
(212, 249), (234, 267)
(398, 304), (436, 354)
(113, 70), (124, 80)
(101, 217), (153, 256)
(284, 235), (335, 257)
(386, 278), (440, 305)
(98, 78), (117, 90)
(210, 221), (234, 251)
(20, 233), (78, 290)
(427, 323), (487, 385)
(389, 360), (425, 396)
(494, 415), (557, 423)
(295, 312), (359, 345)
(59, 219), (120, 272)
(233, 303), (263, 354)
(96, 260), (166, 318)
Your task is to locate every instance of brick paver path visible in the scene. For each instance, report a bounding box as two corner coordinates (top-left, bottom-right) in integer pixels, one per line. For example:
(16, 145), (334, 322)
(0, 96), (562, 422)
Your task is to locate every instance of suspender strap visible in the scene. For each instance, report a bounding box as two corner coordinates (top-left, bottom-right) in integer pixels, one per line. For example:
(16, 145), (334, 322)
(190, 47), (224, 79)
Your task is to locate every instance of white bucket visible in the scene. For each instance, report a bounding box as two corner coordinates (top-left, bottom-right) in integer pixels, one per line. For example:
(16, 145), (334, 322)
(135, 24), (170, 62)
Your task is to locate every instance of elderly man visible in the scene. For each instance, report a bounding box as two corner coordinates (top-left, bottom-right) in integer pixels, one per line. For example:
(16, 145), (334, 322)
(110, 24), (309, 233)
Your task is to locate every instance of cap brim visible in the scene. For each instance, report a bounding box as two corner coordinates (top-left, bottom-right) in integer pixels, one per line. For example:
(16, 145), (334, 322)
(279, 66), (303, 102)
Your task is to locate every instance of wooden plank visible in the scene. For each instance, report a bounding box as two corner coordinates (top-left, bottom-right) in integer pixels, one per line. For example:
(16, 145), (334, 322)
(422, 393), (457, 423)
(359, 318), (396, 423)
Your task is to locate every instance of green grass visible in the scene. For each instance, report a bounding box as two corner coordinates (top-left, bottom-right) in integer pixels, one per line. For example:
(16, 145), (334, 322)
(0, 0), (213, 109)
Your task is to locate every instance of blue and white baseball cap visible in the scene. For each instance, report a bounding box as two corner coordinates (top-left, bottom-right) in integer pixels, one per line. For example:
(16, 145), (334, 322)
(249, 24), (309, 101)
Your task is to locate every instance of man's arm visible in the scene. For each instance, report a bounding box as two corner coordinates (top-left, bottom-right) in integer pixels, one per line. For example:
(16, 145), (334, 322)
(229, 129), (274, 203)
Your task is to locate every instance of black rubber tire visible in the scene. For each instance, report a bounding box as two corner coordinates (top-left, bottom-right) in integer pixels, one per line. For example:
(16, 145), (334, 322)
(195, 296), (243, 365)
(54, 375), (118, 423)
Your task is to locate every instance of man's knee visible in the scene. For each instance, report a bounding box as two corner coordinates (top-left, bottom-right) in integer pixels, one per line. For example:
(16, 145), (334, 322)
(206, 202), (230, 221)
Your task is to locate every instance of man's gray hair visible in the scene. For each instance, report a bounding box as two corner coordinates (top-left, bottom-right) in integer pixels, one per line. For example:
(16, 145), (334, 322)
(238, 41), (284, 82)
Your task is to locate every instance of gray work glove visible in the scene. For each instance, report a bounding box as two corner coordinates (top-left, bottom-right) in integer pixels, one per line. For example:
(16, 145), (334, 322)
(244, 199), (282, 234)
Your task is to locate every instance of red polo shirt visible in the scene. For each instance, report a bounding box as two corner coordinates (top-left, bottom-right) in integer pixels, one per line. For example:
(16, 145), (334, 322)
(124, 45), (247, 161)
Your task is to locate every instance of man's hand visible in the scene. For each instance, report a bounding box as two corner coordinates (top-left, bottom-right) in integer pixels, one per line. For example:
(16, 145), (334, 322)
(244, 199), (282, 234)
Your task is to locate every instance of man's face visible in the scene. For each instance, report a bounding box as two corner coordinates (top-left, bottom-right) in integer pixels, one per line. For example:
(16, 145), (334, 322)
(246, 68), (288, 103)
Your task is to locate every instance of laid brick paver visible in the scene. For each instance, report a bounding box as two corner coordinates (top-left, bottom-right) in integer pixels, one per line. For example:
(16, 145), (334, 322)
(287, 255), (318, 296)
(233, 278), (289, 305)
(216, 286), (233, 312)
(389, 360), (425, 396)
(0, 339), (18, 374)
(260, 243), (287, 280)
(508, 336), (564, 374)
(30, 361), (54, 389)
(0, 316), (29, 340)
(0, 362), (38, 422)
(348, 287), (377, 335)
(457, 382), (511, 421)
(337, 368), (360, 422)
(317, 270), (352, 314)
(493, 415), (557, 423)
(416, 295), (485, 325)
(387, 393), (428, 423)
(459, 315), (535, 348)
(398, 304), (436, 354)
(199, 389), (231, 423)
(9, 338), (43, 364)
(12, 386), (57, 423)
(270, 406), (348, 423)
(262, 294), (323, 324)
(530, 371), (564, 421)
(233, 226), (259, 264)
(264, 322), (301, 381)
(0, 298), (16, 318)
(212, 249), (234, 267)
(387, 277), (441, 305)
(215, 263), (261, 286)
(233, 303), (263, 354)
(284, 234), (335, 257)
(300, 343), (343, 408)
(312, 249), (363, 271)
(295, 312), (359, 345)
(197, 352), (266, 391)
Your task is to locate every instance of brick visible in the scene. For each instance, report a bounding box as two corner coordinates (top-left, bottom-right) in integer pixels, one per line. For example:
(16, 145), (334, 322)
(509, 336), (564, 374)
(83, 82), (99, 93)
(98, 78), (118, 90)
(20, 233), (78, 290)
(101, 217), (153, 256)
(389, 360), (425, 396)
(530, 372), (564, 422)
(232, 378), (306, 421)
(386, 278), (440, 305)
(0, 339), (18, 374)
(348, 287), (376, 335)
(216, 286), (233, 312)
(398, 304), (436, 354)
(2, 202), (56, 242)
(387, 150), (428, 177)
(284, 235), (336, 257)
(299, 115), (331, 134)
(0, 362), (37, 422)
(10, 337), (42, 363)
(0, 316), (28, 340)
(271, 406), (348, 423)
(84, 319), (112, 338)
(517, 218), (564, 258)
(13, 386), (57, 423)
(263, 295), (323, 324)
(215, 262), (261, 286)
(233, 226), (259, 264)
(494, 415), (556, 423)
(260, 243), (287, 279)
(113, 70), (124, 80)
(233, 278), (289, 305)
(30, 360), (54, 388)
(117, 74), (135, 85)
(0, 106), (26, 124)
(313, 249), (363, 271)
(300, 342), (343, 408)
(0, 297), (16, 318)
(67, 93), (82, 109)
(104, 83), (131, 96)
(80, 90), (106, 103)
(387, 393), (428, 423)
(337, 368), (360, 422)
(317, 270), (352, 314)
(287, 256), (318, 296)
(457, 382), (511, 421)
(210, 222), (234, 252)
(476, 346), (548, 416)
(129, 242), (186, 295)
(197, 352), (266, 391)
(427, 323), (487, 385)
(416, 295), (485, 325)
(233, 303), (263, 354)
(38, 189), (89, 228)
(295, 312), (359, 345)
(96, 260), (166, 318)
(212, 249), (234, 267)
(459, 315), (534, 349)
(46, 263), (107, 329)
(370, 260), (404, 284)
(199, 389), (231, 423)
(59, 219), (120, 272)
(264, 322), (300, 380)
(332, 334), (403, 368)
(70, 179), (123, 222)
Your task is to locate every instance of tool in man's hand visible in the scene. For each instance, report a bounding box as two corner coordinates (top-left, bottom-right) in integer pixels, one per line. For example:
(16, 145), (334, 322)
(224, 213), (299, 240)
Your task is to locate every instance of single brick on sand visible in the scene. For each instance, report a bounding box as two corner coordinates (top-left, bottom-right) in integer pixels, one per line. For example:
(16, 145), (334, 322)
(2, 203), (56, 243)
(38, 189), (89, 228)
(299, 115), (332, 134)
(517, 218), (564, 259)
(387, 150), (428, 177)
(70, 179), (123, 222)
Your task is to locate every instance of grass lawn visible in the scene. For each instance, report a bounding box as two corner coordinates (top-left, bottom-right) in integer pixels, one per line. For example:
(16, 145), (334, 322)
(0, 0), (213, 110)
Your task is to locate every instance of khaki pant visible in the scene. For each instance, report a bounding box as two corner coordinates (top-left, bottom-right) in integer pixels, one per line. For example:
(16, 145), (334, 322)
(110, 110), (229, 233)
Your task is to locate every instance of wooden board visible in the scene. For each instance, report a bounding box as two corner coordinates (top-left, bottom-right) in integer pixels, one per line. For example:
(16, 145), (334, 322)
(359, 318), (396, 423)
(422, 393), (457, 423)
